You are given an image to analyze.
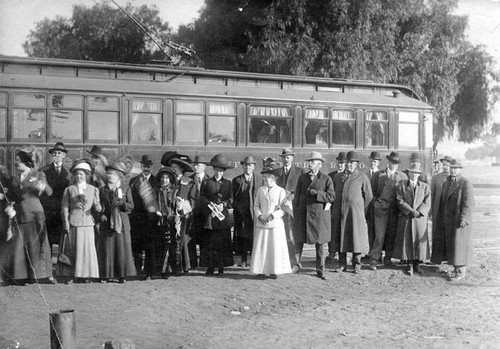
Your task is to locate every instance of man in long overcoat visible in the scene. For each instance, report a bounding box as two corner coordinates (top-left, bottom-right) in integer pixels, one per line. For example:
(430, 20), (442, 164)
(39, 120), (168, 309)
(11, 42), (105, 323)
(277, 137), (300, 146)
(327, 151), (346, 260)
(364, 151), (381, 254)
(293, 151), (335, 280)
(431, 159), (474, 281)
(369, 151), (408, 269)
(40, 142), (71, 250)
(431, 155), (452, 238)
(331, 151), (372, 273)
(232, 156), (260, 267)
(276, 148), (305, 267)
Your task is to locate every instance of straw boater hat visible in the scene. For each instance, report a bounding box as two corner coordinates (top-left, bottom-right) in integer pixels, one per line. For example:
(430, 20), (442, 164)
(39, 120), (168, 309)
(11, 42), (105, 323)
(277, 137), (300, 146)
(369, 151), (382, 161)
(280, 148), (295, 157)
(49, 142), (67, 154)
(407, 163), (422, 173)
(156, 166), (177, 183)
(386, 151), (401, 164)
(346, 150), (359, 162)
(336, 152), (347, 163)
(240, 156), (257, 165)
(87, 145), (105, 158)
(105, 162), (128, 176)
(70, 159), (92, 174)
(260, 162), (280, 175)
(440, 155), (453, 164)
(209, 154), (232, 169)
(449, 159), (463, 168)
(140, 154), (154, 166)
(168, 154), (193, 173)
(305, 151), (325, 162)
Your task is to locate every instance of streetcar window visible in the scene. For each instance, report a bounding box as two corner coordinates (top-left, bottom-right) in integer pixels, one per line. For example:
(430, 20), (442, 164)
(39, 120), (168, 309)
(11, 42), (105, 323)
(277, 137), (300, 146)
(88, 111), (119, 142)
(51, 95), (83, 109)
(248, 105), (292, 144)
(176, 115), (204, 144)
(364, 111), (388, 147)
(50, 110), (83, 142)
(305, 109), (328, 146)
(0, 93), (6, 106)
(331, 110), (355, 146)
(131, 99), (161, 112)
(88, 96), (119, 110)
(398, 111), (420, 149)
(12, 93), (46, 108)
(0, 109), (6, 139)
(208, 102), (236, 145)
(177, 100), (204, 114)
(130, 113), (161, 144)
(11, 109), (46, 142)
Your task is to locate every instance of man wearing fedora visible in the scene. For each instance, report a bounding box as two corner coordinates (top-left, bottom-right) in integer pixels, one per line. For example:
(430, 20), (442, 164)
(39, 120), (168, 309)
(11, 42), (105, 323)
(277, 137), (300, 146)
(276, 148), (305, 267)
(129, 155), (156, 275)
(327, 151), (346, 260)
(293, 151), (335, 280)
(368, 151), (408, 270)
(232, 156), (261, 267)
(364, 151), (381, 257)
(431, 159), (474, 281)
(331, 151), (373, 273)
(40, 142), (71, 251)
(404, 152), (429, 183)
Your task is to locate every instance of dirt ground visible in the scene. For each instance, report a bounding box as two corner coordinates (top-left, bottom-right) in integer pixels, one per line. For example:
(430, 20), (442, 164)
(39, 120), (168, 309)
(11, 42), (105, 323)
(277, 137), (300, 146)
(1, 172), (500, 349)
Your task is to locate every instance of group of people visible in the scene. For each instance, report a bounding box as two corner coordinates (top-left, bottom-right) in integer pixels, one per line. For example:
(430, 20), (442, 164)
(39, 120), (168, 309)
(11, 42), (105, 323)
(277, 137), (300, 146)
(0, 142), (474, 286)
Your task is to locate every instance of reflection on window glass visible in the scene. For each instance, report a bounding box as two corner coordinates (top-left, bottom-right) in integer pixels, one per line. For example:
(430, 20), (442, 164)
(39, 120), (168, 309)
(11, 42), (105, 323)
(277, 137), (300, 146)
(13, 93), (46, 108)
(176, 115), (204, 144)
(12, 109), (46, 141)
(88, 111), (118, 141)
(177, 100), (204, 114)
(51, 95), (83, 109)
(365, 122), (387, 147)
(208, 116), (235, 144)
(132, 99), (161, 112)
(0, 109), (6, 139)
(209, 102), (235, 115)
(332, 110), (355, 120)
(0, 93), (6, 107)
(88, 96), (119, 110)
(305, 119), (328, 145)
(249, 118), (291, 144)
(398, 123), (419, 148)
(131, 113), (161, 143)
(50, 110), (82, 141)
(332, 122), (355, 145)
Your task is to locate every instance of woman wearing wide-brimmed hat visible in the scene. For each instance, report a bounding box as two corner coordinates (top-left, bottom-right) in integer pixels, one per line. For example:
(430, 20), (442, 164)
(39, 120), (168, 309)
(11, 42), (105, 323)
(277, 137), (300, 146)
(97, 162), (136, 283)
(199, 154), (234, 276)
(250, 163), (291, 279)
(5, 147), (56, 284)
(60, 159), (102, 283)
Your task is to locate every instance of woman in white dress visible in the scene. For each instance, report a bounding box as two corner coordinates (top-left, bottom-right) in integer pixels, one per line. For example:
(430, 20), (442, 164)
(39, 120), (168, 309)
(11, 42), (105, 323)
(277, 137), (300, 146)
(61, 159), (102, 283)
(250, 163), (291, 279)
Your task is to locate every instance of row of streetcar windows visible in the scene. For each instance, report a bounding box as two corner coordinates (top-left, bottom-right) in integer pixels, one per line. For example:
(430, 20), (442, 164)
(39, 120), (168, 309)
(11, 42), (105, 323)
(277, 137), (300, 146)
(0, 92), (423, 149)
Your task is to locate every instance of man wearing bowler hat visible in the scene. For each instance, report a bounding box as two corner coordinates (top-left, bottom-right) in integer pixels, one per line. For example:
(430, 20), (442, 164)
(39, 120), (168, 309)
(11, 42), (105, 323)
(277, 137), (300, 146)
(368, 151), (408, 270)
(293, 151), (335, 280)
(432, 159), (474, 281)
(366, 151), (382, 181)
(40, 142), (71, 251)
(129, 155), (156, 275)
(276, 148), (305, 267)
(232, 156), (261, 267)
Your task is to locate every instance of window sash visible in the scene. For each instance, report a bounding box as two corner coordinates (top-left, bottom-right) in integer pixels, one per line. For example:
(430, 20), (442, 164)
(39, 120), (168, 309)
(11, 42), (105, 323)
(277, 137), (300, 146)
(398, 123), (419, 148)
(208, 116), (235, 145)
(11, 109), (46, 142)
(176, 100), (204, 114)
(0, 109), (6, 139)
(364, 122), (388, 147)
(50, 110), (83, 142)
(51, 95), (83, 109)
(87, 111), (119, 142)
(88, 96), (119, 110)
(132, 99), (161, 112)
(12, 93), (46, 108)
(130, 113), (161, 144)
(175, 114), (204, 144)
(249, 106), (291, 117)
(331, 121), (355, 146)
(248, 117), (292, 144)
(305, 119), (328, 145)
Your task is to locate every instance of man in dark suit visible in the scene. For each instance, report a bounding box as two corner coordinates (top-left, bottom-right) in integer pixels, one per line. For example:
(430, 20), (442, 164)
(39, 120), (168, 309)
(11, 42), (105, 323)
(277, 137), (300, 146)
(327, 151), (346, 260)
(40, 142), (71, 251)
(232, 156), (260, 267)
(366, 151), (381, 182)
(276, 148), (305, 268)
(368, 151), (408, 270)
(129, 154), (156, 275)
(364, 151), (381, 256)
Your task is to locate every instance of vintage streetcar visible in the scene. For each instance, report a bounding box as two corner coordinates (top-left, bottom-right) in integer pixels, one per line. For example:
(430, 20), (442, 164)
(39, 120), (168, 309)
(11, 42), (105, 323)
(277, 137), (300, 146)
(0, 56), (434, 176)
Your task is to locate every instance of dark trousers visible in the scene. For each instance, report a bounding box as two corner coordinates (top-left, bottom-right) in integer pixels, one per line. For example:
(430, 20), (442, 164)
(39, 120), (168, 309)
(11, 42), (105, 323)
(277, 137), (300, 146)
(370, 203), (398, 262)
(233, 209), (254, 260)
(339, 252), (362, 266)
(294, 242), (326, 272)
(284, 214), (297, 266)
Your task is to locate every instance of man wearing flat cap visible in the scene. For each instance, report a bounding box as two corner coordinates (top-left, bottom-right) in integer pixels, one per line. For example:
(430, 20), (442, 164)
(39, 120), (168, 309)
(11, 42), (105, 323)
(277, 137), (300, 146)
(293, 151), (335, 280)
(432, 159), (474, 281)
(276, 148), (305, 267)
(40, 142), (71, 251)
(368, 151), (408, 270)
(232, 156), (261, 267)
(129, 155), (156, 275)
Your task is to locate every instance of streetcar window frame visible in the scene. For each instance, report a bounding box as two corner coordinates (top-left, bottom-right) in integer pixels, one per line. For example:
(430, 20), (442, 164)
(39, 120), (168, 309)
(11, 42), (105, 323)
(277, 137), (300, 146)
(397, 110), (421, 149)
(364, 110), (389, 149)
(174, 99), (205, 145)
(129, 98), (162, 145)
(330, 109), (356, 147)
(49, 94), (84, 143)
(247, 104), (293, 146)
(303, 107), (329, 148)
(0, 92), (6, 141)
(10, 92), (47, 143)
(207, 101), (236, 146)
(86, 95), (120, 144)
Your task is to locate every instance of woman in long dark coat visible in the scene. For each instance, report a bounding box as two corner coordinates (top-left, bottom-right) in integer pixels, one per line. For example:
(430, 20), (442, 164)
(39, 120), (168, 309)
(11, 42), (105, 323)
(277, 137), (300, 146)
(0, 167), (14, 284)
(393, 164), (431, 275)
(331, 151), (372, 273)
(98, 162), (136, 283)
(3, 149), (56, 284)
(199, 154), (233, 276)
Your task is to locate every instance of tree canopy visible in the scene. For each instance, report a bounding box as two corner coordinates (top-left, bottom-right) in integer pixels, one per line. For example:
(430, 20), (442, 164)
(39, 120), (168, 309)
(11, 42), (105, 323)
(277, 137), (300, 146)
(175, 0), (499, 145)
(23, 2), (172, 63)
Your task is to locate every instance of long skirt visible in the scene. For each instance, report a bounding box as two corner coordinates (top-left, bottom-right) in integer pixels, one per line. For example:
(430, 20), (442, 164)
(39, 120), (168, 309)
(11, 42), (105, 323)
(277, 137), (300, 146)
(250, 226), (291, 275)
(2, 220), (52, 281)
(97, 227), (136, 279)
(199, 228), (234, 268)
(58, 226), (99, 278)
